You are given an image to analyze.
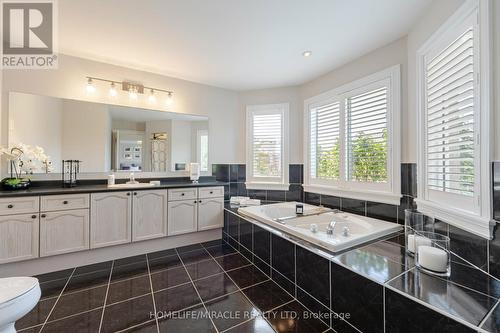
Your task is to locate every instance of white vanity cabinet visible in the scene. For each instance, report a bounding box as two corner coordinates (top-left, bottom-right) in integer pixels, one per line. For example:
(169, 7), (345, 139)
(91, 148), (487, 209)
(0, 213), (39, 264)
(132, 189), (168, 241)
(168, 186), (224, 236)
(90, 192), (132, 249)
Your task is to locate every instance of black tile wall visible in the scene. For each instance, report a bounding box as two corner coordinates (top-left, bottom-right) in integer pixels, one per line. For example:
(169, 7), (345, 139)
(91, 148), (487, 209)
(296, 246), (330, 307)
(449, 225), (488, 269)
(239, 218), (253, 252)
(366, 201), (398, 223)
(341, 197), (366, 215)
(490, 224), (500, 279)
(253, 225), (271, 264)
(271, 235), (295, 282)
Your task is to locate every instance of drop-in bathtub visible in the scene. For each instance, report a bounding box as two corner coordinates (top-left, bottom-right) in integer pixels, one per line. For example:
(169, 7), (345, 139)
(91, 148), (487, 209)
(238, 202), (402, 253)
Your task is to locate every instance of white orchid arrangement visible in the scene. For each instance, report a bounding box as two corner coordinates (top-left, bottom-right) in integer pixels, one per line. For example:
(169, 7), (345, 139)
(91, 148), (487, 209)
(0, 143), (53, 177)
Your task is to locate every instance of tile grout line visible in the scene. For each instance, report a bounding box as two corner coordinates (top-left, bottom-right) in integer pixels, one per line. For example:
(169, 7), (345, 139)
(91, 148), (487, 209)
(39, 267), (77, 332)
(97, 260), (114, 333)
(145, 254), (160, 333)
(201, 241), (279, 333)
(175, 247), (220, 333)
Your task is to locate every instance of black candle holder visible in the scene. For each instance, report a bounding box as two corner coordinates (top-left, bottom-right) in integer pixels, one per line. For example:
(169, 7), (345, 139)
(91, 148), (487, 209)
(62, 160), (81, 187)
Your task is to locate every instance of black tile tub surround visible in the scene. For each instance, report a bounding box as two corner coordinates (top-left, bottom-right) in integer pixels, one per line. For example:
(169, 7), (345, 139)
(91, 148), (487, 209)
(296, 245), (330, 307)
(490, 223), (500, 279)
(271, 233), (295, 282)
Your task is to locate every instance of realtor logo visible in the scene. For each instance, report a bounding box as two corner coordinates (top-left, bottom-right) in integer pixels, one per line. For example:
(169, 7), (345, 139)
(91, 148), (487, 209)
(1, 0), (58, 68)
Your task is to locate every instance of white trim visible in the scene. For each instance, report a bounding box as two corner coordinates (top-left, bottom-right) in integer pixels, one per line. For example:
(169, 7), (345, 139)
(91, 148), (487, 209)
(416, 0), (492, 238)
(303, 65), (401, 201)
(303, 185), (401, 205)
(245, 103), (290, 190)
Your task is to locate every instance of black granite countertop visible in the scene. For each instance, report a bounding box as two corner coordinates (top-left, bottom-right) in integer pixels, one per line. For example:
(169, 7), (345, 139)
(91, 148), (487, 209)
(0, 180), (228, 197)
(224, 202), (500, 332)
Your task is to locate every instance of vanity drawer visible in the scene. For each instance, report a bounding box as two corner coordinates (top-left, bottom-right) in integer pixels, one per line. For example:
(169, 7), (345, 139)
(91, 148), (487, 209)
(0, 196), (39, 215)
(168, 188), (198, 201)
(41, 194), (90, 211)
(198, 186), (224, 199)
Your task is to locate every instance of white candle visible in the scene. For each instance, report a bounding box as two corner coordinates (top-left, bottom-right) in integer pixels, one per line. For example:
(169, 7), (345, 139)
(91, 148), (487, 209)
(407, 234), (432, 253)
(417, 245), (448, 272)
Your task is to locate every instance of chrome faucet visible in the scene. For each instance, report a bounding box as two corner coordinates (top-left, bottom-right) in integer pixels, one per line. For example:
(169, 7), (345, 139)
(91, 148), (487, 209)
(326, 219), (338, 235)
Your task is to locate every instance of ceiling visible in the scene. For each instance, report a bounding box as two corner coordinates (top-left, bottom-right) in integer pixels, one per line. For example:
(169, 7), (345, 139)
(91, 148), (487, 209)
(59, 0), (433, 91)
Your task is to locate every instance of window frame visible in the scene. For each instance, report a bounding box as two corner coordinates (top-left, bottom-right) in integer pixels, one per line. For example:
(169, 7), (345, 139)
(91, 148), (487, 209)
(415, 0), (493, 239)
(245, 103), (290, 190)
(303, 65), (401, 205)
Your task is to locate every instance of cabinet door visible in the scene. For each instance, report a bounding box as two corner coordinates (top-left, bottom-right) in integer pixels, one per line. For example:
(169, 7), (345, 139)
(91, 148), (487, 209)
(198, 198), (224, 231)
(40, 209), (90, 257)
(168, 200), (197, 236)
(132, 189), (168, 242)
(90, 192), (132, 249)
(0, 213), (39, 264)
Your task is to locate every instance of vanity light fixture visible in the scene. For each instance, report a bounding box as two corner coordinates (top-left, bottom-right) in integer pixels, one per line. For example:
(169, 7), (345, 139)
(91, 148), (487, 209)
(84, 76), (173, 104)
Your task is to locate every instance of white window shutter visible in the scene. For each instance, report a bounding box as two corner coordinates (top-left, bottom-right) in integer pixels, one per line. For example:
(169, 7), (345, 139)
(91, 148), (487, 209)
(252, 113), (282, 178)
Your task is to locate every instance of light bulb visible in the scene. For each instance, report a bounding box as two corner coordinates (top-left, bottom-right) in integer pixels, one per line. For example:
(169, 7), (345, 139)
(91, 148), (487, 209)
(166, 92), (173, 107)
(148, 89), (156, 104)
(86, 78), (95, 93)
(109, 82), (117, 97)
(129, 86), (138, 100)
(302, 50), (312, 57)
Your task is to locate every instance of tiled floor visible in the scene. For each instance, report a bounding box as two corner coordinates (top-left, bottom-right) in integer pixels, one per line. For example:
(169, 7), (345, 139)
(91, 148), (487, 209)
(17, 239), (331, 333)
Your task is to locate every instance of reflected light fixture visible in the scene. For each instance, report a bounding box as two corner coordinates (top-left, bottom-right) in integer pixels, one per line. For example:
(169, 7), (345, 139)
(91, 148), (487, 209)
(84, 76), (173, 106)
(109, 82), (117, 97)
(86, 78), (96, 93)
(148, 89), (156, 104)
(302, 50), (312, 57)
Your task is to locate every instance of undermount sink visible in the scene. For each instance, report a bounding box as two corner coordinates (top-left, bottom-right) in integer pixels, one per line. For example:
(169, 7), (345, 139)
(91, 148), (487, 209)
(107, 183), (157, 188)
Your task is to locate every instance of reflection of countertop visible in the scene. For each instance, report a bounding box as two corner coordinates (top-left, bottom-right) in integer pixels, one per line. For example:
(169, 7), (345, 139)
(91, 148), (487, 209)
(225, 203), (500, 332)
(0, 180), (228, 198)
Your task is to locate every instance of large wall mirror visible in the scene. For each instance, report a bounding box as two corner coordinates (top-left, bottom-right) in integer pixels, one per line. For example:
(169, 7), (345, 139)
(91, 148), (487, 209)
(7, 92), (209, 176)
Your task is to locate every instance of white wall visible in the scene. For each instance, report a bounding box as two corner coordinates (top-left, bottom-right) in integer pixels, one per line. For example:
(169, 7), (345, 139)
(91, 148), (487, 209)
(494, 0), (500, 160)
(8, 93), (63, 172)
(170, 119), (192, 170)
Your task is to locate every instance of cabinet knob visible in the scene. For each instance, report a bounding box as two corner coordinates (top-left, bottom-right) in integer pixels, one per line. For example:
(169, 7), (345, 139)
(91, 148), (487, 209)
(31, 215), (37, 219)
(194, 200), (197, 204)
(7, 204), (13, 209)
(127, 192), (131, 196)
(63, 200), (68, 204)
(41, 214), (46, 218)
(210, 191), (213, 194)
(181, 193), (185, 196)
(199, 200), (202, 203)
(134, 192), (137, 196)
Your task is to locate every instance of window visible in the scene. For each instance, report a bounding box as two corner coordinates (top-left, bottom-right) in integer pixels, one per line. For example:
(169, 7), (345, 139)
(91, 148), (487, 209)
(246, 103), (289, 190)
(304, 66), (401, 204)
(416, 0), (492, 238)
(197, 130), (209, 172)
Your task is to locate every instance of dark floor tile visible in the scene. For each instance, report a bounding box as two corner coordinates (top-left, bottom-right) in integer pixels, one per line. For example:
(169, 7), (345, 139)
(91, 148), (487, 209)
(271, 235), (295, 282)
(253, 225), (271, 264)
(158, 304), (216, 333)
(147, 248), (177, 260)
(265, 300), (329, 333)
(65, 269), (111, 293)
(289, 164), (303, 184)
(42, 309), (102, 333)
(148, 254), (182, 272)
(39, 278), (67, 299)
(151, 266), (191, 291)
(201, 239), (226, 248)
(111, 261), (148, 282)
(240, 218), (253, 251)
(154, 283), (201, 313)
(296, 288), (332, 326)
(331, 262), (383, 333)
(179, 249), (212, 265)
(286, 184), (303, 202)
(296, 246), (330, 307)
(205, 243), (237, 258)
(185, 259), (223, 280)
(331, 317), (361, 333)
(17, 325), (42, 333)
(193, 273), (239, 302)
(121, 319), (159, 332)
(253, 256), (271, 276)
(243, 280), (293, 313)
(385, 288), (476, 333)
(101, 294), (155, 333)
(304, 192), (320, 206)
(49, 285), (107, 321)
(226, 265), (269, 289)
(341, 197), (366, 216)
(114, 254), (147, 267)
(490, 222), (500, 279)
(216, 253), (251, 271)
(106, 275), (151, 304)
(240, 246), (253, 261)
(321, 195), (341, 210)
(366, 201), (398, 223)
(35, 269), (73, 283)
(271, 268), (296, 297)
(177, 243), (204, 253)
(73, 261), (112, 276)
(16, 297), (56, 330)
(226, 316), (274, 333)
(205, 292), (259, 332)
(449, 225), (488, 269)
